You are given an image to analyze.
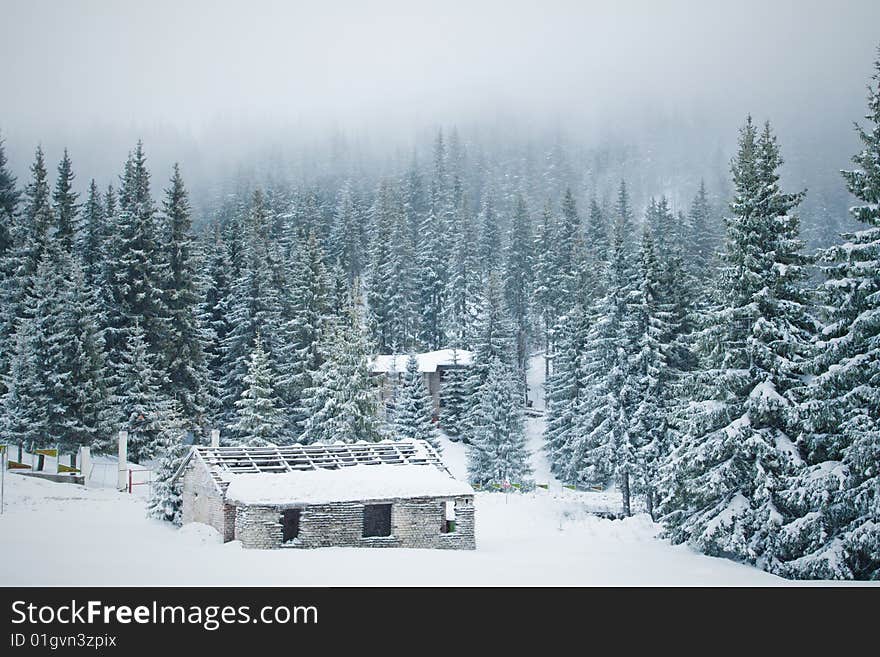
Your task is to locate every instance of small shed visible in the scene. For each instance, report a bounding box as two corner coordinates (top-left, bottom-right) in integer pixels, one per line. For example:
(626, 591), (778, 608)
(371, 349), (474, 418)
(173, 439), (475, 550)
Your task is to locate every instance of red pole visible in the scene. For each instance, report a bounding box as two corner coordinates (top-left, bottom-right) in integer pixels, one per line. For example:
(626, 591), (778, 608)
(128, 469), (132, 494)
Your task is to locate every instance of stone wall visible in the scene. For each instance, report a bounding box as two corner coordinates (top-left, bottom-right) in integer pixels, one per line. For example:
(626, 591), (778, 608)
(181, 462), (231, 540)
(234, 496), (476, 550)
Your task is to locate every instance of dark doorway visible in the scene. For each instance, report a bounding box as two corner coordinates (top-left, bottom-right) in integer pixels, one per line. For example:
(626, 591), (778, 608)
(281, 509), (301, 543)
(362, 504), (392, 537)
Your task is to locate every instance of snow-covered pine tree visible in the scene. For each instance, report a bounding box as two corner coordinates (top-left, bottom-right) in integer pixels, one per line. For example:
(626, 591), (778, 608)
(158, 164), (207, 428)
(330, 182), (363, 285)
(79, 179), (106, 288)
(503, 193), (533, 404)
(366, 180), (396, 352)
(52, 149), (80, 252)
(775, 51), (880, 580)
(417, 201), (449, 350)
(478, 187), (500, 274)
(391, 354), (440, 450)
(438, 348), (470, 440)
(531, 200), (558, 379)
(299, 302), (384, 444)
(117, 321), (169, 462)
(220, 190), (283, 417)
(629, 227), (674, 519)
(102, 142), (171, 397)
(687, 179), (718, 285)
(544, 301), (590, 476)
(467, 357), (532, 489)
(147, 400), (188, 525)
(53, 257), (113, 452)
(0, 147), (52, 393)
(199, 222), (234, 423)
(659, 117), (813, 569)
(563, 189), (639, 496)
(0, 132), (19, 260)
(231, 335), (284, 446)
(442, 196), (480, 350)
(467, 270), (516, 396)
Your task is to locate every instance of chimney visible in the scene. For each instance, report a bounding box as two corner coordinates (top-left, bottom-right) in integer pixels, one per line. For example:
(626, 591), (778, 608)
(210, 429), (220, 448)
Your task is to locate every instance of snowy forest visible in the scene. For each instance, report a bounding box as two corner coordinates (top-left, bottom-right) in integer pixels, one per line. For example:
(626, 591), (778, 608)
(2, 31), (880, 580)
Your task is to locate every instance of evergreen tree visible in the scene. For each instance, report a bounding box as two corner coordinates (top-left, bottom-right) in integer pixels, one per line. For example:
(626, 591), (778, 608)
(232, 335), (284, 446)
(221, 190), (283, 416)
(52, 149), (79, 252)
(391, 354), (440, 449)
(102, 142), (170, 397)
(660, 117), (812, 568)
(159, 164), (208, 427)
(280, 229), (333, 434)
(0, 133), (20, 260)
(467, 357), (532, 488)
(79, 179), (106, 287)
(629, 228), (674, 518)
(439, 349), (470, 439)
(776, 52), (880, 579)
(330, 182), (363, 284)
(299, 303), (384, 444)
(503, 194), (533, 404)
(147, 400), (188, 525)
(199, 223), (234, 422)
(687, 179), (718, 284)
(442, 197), (480, 349)
(117, 321), (169, 463)
(531, 201), (557, 378)
(366, 180), (396, 352)
(478, 188), (500, 273)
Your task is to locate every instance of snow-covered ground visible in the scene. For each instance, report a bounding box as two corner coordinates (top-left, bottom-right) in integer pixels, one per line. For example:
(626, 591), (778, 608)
(0, 469), (788, 586)
(0, 351), (799, 587)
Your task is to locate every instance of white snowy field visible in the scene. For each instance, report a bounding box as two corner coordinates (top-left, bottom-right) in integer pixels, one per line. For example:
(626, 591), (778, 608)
(0, 467), (788, 586)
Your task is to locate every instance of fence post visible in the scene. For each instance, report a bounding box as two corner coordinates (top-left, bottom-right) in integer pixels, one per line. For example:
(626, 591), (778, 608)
(117, 430), (128, 491)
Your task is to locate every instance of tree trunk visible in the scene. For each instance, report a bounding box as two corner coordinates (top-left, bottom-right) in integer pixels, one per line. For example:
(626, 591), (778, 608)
(646, 488), (654, 521)
(621, 471), (631, 517)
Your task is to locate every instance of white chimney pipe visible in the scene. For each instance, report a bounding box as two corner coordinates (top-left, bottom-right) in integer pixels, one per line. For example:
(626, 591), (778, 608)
(210, 429), (220, 448)
(117, 430), (128, 491)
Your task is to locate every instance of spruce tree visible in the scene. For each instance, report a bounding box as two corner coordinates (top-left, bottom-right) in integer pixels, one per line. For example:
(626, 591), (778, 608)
(299, 302), (383, 444)
(147, 400), (188, 525)
(503, 194), (533, 404)
(79, 179), (106, 287)
(442, 197), (480, 349)
(0, 133), (20, 260)
(159, 164), (207, 428)
(117, 321), (169, 463)
(467, 357), (532, 489)
(391, 354), (440, 449)
(52, 149), (79, 252)
(438, 349), (470, 439)
(660, 117), (812, 568)
(102, 142), (170, 397)
(776, 52), (880, 580)
(232, 335), (284, 446)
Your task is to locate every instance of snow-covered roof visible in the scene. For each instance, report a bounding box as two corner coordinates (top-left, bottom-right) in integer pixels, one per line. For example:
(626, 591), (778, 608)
(174, 439), (473, 503)
(225, 464), (473, 505)
(370, 349), (474, 374)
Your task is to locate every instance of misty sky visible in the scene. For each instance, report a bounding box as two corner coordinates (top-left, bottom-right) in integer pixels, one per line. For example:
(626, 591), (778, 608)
(2, 0), (879, 190)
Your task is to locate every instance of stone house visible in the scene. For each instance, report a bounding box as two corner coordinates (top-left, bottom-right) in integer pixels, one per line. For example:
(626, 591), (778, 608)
(370, 349), (474, 419)
(173, 439), (476, 550)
